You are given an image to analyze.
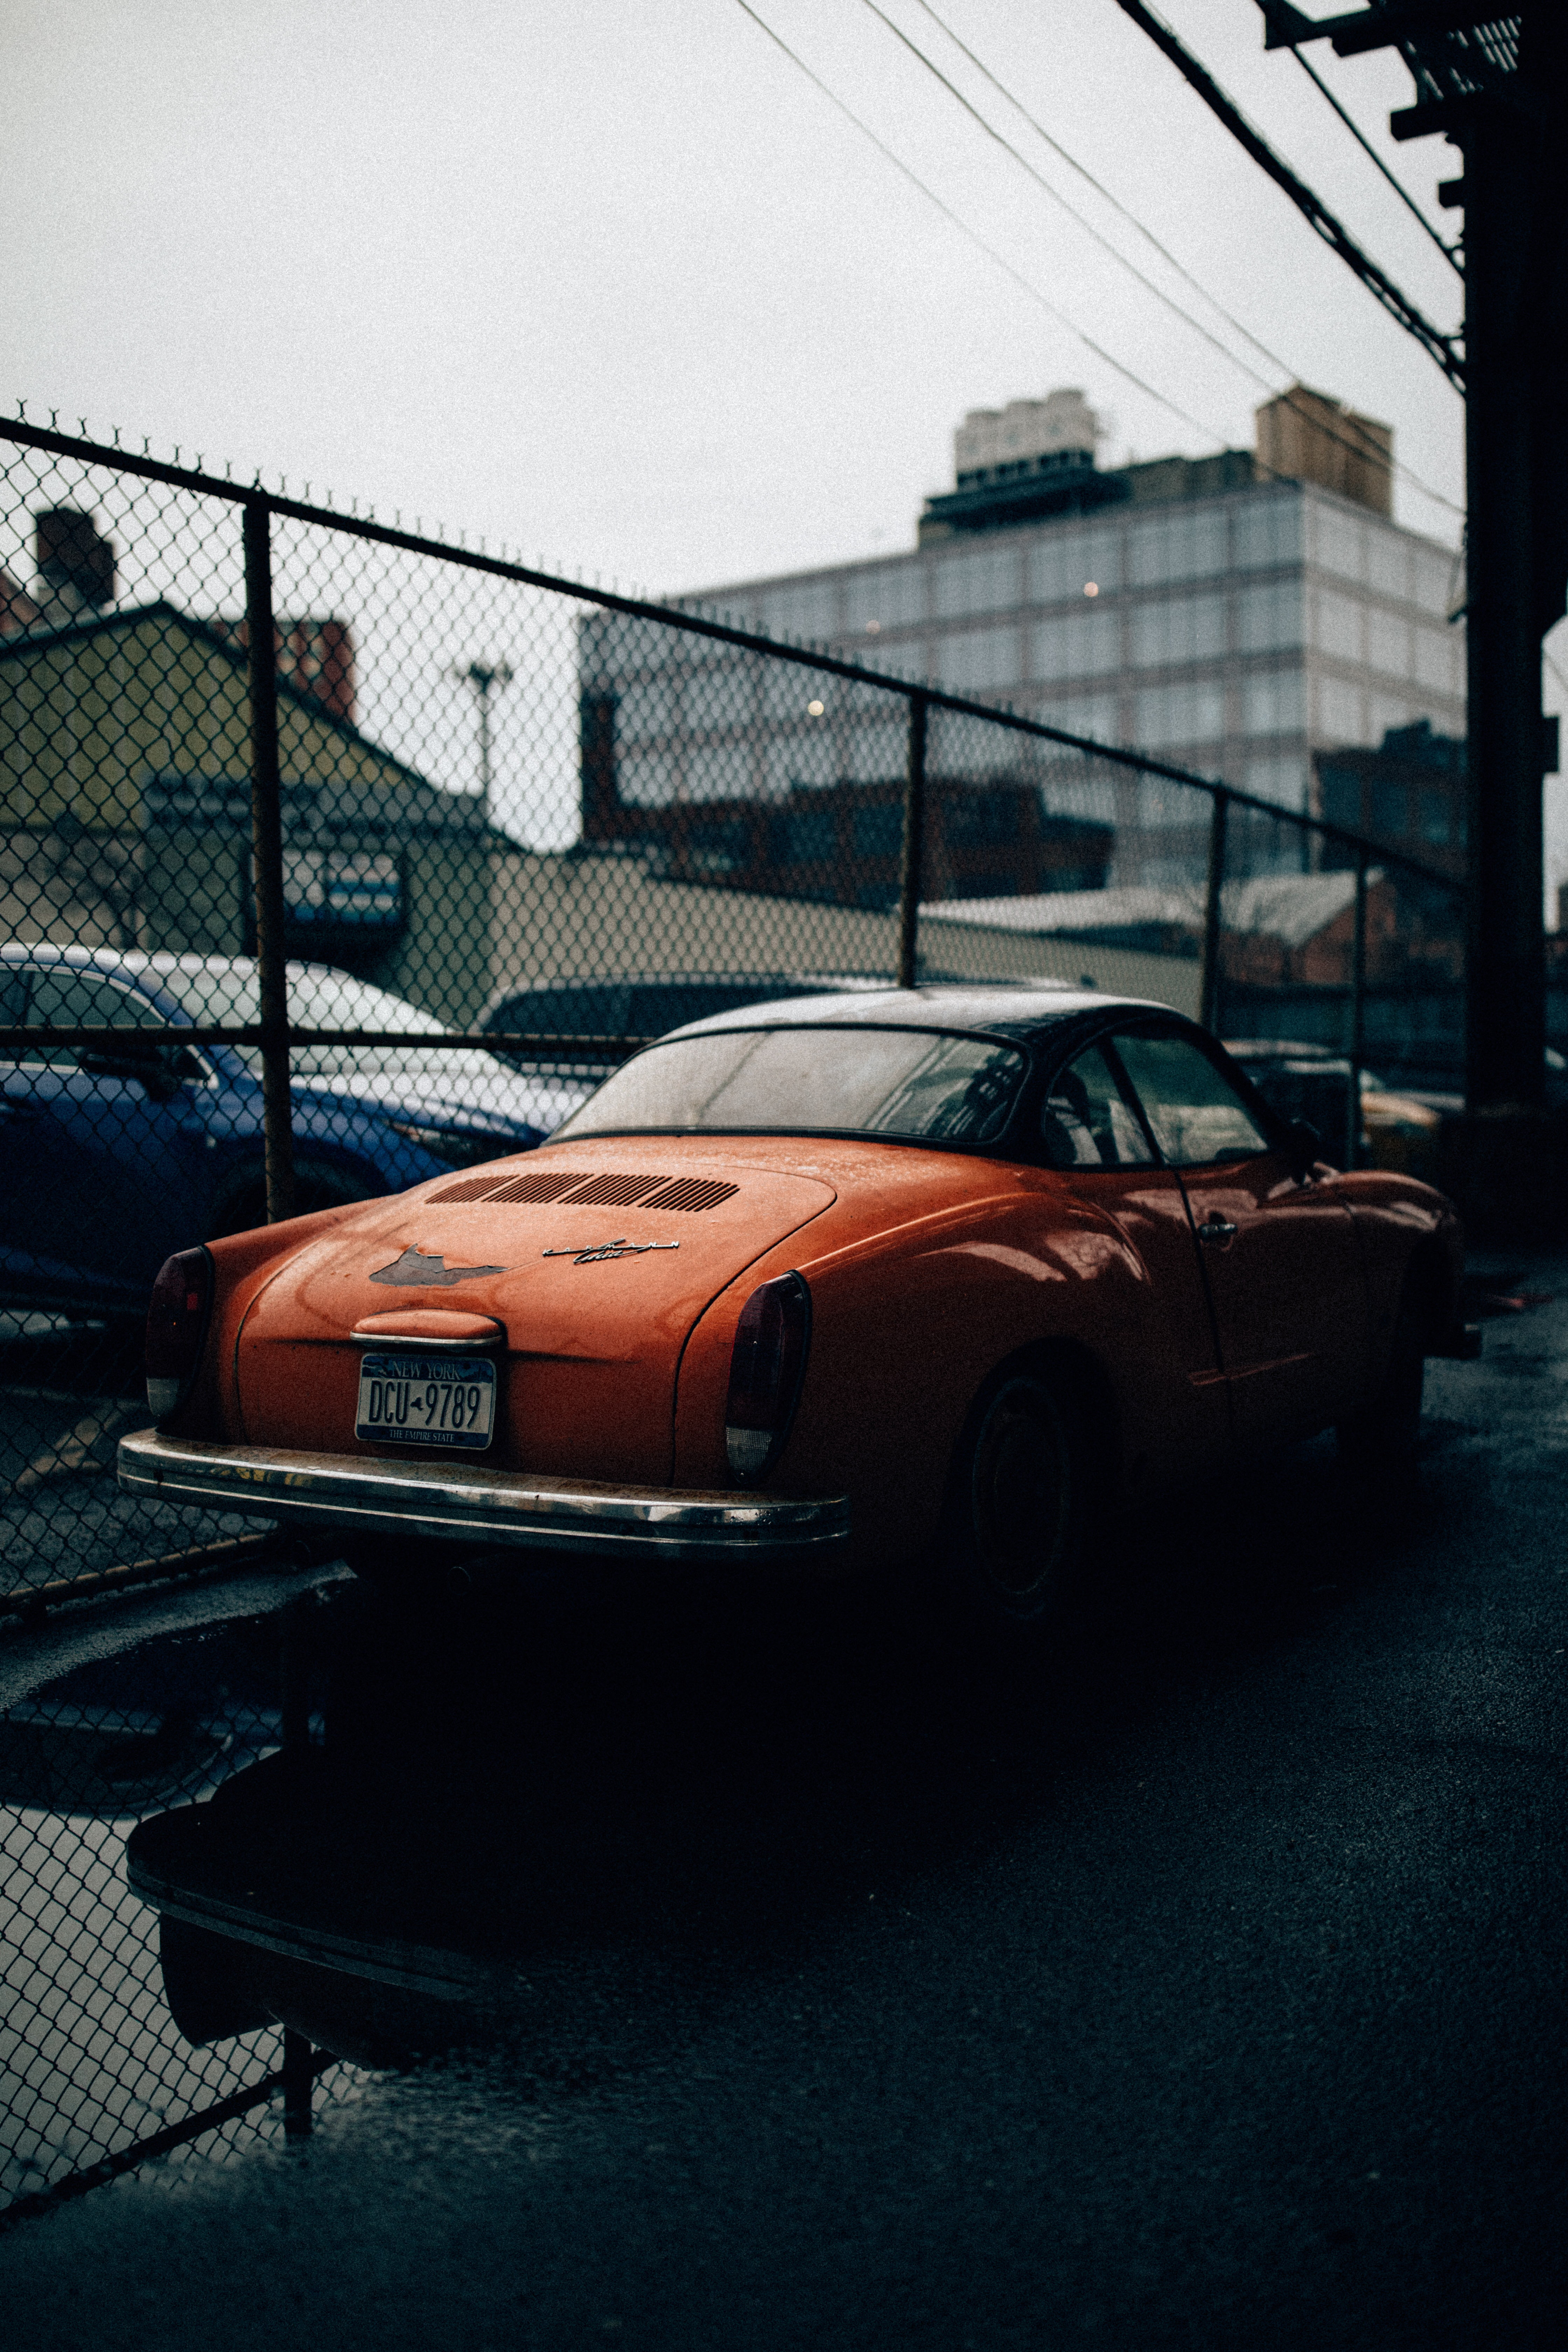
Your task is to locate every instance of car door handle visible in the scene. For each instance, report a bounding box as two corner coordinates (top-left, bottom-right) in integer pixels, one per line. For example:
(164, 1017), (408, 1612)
(1197, 1214), (1237, 1249)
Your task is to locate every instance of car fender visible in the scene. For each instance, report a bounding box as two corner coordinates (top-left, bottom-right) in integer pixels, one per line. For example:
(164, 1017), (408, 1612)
(1330, 1170), (1464, 1372)
(169, 1199), (375, 1443)
(674, 1185), (1139, 1571)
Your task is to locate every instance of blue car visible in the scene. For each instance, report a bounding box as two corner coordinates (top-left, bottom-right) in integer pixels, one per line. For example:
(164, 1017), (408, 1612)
(0, 946), (579, 1319)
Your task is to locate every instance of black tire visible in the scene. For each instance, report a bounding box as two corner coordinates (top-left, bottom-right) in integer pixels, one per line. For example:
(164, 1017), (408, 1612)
(943, 1365), (1089, 1634)
(1338, 1281), (1426, 1477)
(159, 1916), (270, 2046)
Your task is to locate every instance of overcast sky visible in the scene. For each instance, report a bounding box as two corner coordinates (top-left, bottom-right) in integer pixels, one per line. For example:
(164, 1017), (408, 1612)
(4, 0), (1563, 872)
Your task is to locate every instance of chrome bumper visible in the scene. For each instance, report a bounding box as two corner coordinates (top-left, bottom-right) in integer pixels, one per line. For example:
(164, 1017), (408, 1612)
(117, 1428), (850, 1564)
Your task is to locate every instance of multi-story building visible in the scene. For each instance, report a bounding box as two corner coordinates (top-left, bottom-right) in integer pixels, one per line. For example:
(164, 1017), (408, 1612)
(580, 386), (1465, 895)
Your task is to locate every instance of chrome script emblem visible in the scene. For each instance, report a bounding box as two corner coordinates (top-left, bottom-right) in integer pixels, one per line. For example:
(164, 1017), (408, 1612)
(370, 1245), (508, 1288)
(541, 1238), (681, 1266)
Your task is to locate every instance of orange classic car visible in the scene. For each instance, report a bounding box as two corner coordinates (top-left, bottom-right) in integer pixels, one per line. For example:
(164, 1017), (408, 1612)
(118, 986), (1477, 1632)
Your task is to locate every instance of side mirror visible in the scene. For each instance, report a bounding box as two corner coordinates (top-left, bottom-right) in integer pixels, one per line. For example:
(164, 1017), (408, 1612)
(1283, 1116), (1322, 1181)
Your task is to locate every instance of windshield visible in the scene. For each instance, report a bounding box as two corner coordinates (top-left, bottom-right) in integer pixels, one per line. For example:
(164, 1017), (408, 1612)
(553, 1025), (1027, 1144)
(148, 962), (509, 1092)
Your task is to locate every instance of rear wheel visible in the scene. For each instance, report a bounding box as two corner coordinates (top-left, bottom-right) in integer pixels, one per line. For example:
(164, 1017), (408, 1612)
(944, 1367), (1089, 1635)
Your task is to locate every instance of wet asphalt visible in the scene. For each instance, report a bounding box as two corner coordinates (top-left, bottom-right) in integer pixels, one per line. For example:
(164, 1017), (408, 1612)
(2, 1252), (1566, 2350)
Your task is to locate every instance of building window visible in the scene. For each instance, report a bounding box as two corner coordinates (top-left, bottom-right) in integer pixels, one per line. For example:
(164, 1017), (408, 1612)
(685, 744), (754, 802)
(681, 664), (748, 731)
(1370, 692), (1410, 742)
(1315, 589), (1363, 663)
(1246, 668), (1308, 735)
(1128, 505), (1227, 587)
(1129, 592), (1226, 667)
(944, 793), (1017, 847)
(1414, 625), (1460, 695)
(1134, 679), (1225, 746)
(1420, 791), (1457, 848)
(1368, 608), (1410, 679)
(842, 564), (926, 632)
(1237, 577), (1302, 653)
(1233, 493), (1303, 571)
(1314, 673), (1363, 743)
(1372, 778), (1408, 839)
(772, 806), (838, 864)
(841, 720), (910, 784)
(760, 581), (840, 642)
(1031, 606), (1120, 680)
(1134, 778), (1209, 830)
(1313, 505), (1366, 584)
(686, 818), (751, 873)
(1367, 534), (1410, 603)
(618, 749), (678, 806)
(758, 738), (816, 798)
(616, 675), (679, 740)
(1029, 523), (1123, 602)
(1244, 751), (1309, 810)
(1317, 762), (1362, 829)
(933, 628), (1020, 693)
(932, 544), (1022, 620)
(762, 663), (834, 720)
(1033, 694), (1119, 743)
(852, 803), (904, 859)
(1412, 546), (1456, 617)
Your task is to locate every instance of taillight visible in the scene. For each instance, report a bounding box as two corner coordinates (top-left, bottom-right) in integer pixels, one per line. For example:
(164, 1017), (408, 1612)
(724, 1271), (811, 1484)
(145, 1247), (214, 1422)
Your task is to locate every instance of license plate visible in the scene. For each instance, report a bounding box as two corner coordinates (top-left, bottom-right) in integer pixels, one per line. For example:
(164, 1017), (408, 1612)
(355, 1352), (496, 1450)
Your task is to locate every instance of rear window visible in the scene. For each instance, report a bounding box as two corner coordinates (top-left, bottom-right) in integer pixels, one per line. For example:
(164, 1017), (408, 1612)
(553, 1025), (1027, 1145)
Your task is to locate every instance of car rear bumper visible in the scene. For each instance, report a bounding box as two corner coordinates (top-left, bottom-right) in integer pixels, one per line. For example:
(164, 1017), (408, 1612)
(117, 1428), (850, 1564)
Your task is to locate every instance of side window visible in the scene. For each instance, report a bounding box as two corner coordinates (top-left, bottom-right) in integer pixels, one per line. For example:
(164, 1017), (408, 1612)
(1041, 1043), (1155, 1170)
(1112, 1031), (1272, 1168)
(24, 970), (166, 1068)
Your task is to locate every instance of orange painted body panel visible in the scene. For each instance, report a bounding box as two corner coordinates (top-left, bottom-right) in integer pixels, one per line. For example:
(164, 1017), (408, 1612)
(227, 1144), (835, 1485)
(170, 1127), (1464, 1576)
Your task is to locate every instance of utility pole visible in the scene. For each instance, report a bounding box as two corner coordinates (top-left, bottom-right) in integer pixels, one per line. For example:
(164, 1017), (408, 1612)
(451, 659), (514, 826)
(1254, 6), (1567, 1124)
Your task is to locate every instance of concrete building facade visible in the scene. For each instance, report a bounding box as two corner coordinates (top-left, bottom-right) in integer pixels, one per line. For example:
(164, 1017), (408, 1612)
(600, 387), (1466, 893)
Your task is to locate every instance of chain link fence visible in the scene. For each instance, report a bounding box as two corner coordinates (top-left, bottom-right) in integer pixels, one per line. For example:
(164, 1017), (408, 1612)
(0, 415), (1469, 1615)
(0, 412), (1469, 2218)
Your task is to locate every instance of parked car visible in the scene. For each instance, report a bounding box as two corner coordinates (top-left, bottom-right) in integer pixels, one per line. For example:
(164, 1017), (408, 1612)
(120, 982), (1478, 1635)
(480, 971), (889, 1073)
(1, 945), (570, 1318)
(1222, 1041), (1443, 1182)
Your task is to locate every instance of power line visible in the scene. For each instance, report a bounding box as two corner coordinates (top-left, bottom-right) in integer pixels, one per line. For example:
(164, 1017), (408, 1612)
(861, 0), (1286, 390)
(875, 0), (1462, 517)
(729, 0), (1227, 449)
(1112, 0), (1464, 389)
(907, 0), (1297, 383)
(1290, 43), (1463, 273)
(731, 0), (1462, 525)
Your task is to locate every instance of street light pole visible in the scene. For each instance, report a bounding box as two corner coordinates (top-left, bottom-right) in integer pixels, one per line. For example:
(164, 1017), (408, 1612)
(451, 660), (514, 826)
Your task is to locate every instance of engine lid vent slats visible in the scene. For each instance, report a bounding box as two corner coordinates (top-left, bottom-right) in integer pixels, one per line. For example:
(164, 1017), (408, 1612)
(638, 1177), (739, 1213)
(430, 1168), (740, 1212)
(560, 1173), (666, 1207)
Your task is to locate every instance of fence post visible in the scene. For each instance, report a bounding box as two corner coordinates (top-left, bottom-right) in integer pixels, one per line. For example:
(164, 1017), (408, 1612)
(243, 499), (295, 1223)
(1198, 788), (1228, 1033)
(1343, 850), (1369, 1172)
(896, 694), (929, 992)
(280, 1594), (314, 2138)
